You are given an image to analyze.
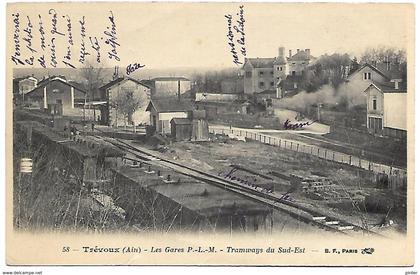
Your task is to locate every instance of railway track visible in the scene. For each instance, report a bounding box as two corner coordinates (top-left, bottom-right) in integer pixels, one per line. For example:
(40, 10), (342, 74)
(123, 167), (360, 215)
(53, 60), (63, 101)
(88, 132), (383, 237)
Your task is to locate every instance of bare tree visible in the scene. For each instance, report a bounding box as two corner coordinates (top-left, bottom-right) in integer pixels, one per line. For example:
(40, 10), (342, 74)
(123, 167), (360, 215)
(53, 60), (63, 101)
(79, 61), (106, 120)
(360, 46), (407, 65)
(110, 89), (143, 129)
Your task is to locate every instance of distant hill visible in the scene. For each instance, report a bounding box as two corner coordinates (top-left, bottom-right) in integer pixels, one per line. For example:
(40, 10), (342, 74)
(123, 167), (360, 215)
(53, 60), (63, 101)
(13, 66), (240, 83)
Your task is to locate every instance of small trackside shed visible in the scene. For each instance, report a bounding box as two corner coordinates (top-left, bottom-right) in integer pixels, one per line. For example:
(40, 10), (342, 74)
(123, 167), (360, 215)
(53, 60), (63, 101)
(170, 118), (193, 141)
(145, 99), (194, 135)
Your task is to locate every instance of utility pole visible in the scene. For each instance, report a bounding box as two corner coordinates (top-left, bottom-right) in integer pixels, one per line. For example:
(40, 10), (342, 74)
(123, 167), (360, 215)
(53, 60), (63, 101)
(317, 103), (322, 121)
(177, 80), (181, 101)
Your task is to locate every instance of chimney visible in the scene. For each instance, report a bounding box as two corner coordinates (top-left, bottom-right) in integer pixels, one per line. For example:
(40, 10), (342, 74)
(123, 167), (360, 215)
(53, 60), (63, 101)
(289, 50), (292, 58)
(297, 49), (300, 53)
(278, 47), (285, 59)
(112, 66), (119, 80)
(305, 49), (311, 56)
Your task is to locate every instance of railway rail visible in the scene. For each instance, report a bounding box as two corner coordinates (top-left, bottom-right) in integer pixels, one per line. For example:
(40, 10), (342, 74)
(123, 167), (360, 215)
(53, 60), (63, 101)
(88, 131), (383, 237)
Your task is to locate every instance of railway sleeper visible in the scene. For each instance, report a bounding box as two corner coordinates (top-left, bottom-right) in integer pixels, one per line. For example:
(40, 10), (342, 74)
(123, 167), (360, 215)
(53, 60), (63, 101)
(312, 216), (326, 221)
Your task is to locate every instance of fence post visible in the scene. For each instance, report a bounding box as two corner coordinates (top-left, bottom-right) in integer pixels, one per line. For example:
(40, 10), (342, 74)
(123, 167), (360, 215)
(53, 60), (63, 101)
(349, 155), (352, 165)
(332, 152), (335, 161)
(359, 158), (361, 167)
(297, 143), (299, 152)
(324, 150), (327, 159)
(317, 148), (320, 157)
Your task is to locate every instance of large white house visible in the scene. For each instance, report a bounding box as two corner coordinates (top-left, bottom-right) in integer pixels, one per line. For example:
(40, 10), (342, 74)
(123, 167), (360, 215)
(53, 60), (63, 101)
(242, 47), (316, 95)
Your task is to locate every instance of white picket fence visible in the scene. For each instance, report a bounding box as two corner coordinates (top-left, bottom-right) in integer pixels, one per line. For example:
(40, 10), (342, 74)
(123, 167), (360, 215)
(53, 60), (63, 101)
(210, 127), (407, 185)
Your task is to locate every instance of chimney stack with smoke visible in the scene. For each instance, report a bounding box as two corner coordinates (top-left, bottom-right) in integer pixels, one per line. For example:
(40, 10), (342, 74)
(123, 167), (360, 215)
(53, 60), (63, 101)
(278, 47), (285, 59)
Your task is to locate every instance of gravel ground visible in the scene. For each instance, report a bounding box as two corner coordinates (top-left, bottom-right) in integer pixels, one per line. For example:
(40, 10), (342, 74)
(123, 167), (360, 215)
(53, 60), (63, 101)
(153, 136), (406, 235)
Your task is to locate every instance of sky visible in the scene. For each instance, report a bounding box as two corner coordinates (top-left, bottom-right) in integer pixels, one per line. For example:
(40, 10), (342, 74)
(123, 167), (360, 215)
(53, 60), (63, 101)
(7, 3), (414, 70)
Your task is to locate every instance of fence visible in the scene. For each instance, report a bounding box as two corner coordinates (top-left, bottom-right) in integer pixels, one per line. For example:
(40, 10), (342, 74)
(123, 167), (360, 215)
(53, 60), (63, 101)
(210, 127), (407, 190)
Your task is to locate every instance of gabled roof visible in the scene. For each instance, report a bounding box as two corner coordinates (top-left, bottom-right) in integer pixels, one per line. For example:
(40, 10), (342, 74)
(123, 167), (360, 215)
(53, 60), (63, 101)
(36, 75), (66, 87)
(349, 63), (389, 80)
(99, 77), (149, 91)
(16, 76), (38, 83)
(26, 76), (86, 96)
(139, 79), (154, 89)
(375, 62), (404, 80)
(151, 77), (190, 81)
(99, 77), (125, 90)
(146, 98), (194, 113)
(170, 118), (192, 125)
(288, 51), (314, 62)
(363, 81), (407, 94)
(244, 58), (275, 68)
(273, 56), (287, 65)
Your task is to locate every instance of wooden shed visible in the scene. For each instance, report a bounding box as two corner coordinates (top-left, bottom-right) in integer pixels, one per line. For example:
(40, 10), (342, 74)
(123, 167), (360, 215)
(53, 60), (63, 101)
(170, 118), (193, 141)
(146, 99), (194, 135)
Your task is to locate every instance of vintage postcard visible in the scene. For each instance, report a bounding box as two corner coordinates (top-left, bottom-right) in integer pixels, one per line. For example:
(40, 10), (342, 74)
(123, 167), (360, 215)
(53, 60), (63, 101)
(5, 2), (415, 266)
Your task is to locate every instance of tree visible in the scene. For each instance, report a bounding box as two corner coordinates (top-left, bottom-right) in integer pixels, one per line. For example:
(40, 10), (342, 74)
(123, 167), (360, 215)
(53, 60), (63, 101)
(110, 89), (143, 128)
(349, 57), (360, 75)
(79, 61), (106, 120)
(360, 46), (406, 65)
(302, 53), (351, 93)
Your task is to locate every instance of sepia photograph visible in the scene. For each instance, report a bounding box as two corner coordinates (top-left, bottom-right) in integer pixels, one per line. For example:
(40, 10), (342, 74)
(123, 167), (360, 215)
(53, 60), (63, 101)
(4, 1), (415, 267)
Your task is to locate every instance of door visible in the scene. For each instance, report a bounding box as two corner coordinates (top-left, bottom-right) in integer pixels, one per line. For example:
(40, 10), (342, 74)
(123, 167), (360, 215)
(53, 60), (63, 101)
(369, 117), (382, 134)
(56, 99), (63, 115)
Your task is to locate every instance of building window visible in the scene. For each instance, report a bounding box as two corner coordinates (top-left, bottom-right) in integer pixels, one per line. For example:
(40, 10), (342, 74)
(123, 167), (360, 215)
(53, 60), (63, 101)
(245, 71), (252, 78)
(292, 62), (296, 65)
(277, 77), (280, 81)
(276, 67), (280, 71)
(364, 72), (372, 80)
(280, 67), (283, 71)
(270, 82), (274, 87)
(373, 99), (377, 110)
(293, 82), (298, 89)
(259, 82), (265, 88)
(270, 71), (274, 76)
(292, 71), (296, 76)
(259, 71), (264, 76)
